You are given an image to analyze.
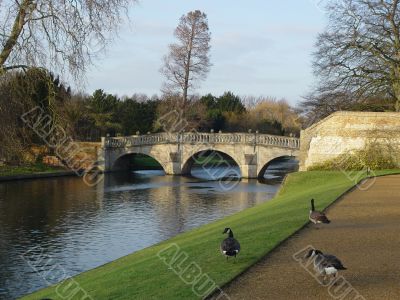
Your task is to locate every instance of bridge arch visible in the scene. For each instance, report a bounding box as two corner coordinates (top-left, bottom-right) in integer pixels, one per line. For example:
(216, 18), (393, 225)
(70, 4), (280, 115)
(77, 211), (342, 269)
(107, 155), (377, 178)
(100, 132), (300, 178)
(181, 149), (242, 178)
(111, 151), (167, 172)
(257, 155), (298, 178)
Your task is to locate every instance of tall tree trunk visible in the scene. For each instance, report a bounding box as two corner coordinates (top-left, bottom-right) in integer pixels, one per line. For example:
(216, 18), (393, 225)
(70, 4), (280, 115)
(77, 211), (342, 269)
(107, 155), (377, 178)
(394, 95), (400, 112)
(0, 0), (32, 70)
(393, 67), (400, 112)
(182, 48), (191, 111)
(182, 21), (196, 111)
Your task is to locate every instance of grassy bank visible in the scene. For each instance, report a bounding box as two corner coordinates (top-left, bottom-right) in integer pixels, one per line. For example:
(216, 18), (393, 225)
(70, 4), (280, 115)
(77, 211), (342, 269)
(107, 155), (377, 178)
(22, 170), (399, 300)
(0, 163), (65, 177)
(131, 155), (163, 169)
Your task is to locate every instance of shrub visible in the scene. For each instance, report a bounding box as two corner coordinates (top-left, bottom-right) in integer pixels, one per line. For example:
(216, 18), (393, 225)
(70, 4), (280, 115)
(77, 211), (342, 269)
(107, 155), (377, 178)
(309, 142), (399, 170)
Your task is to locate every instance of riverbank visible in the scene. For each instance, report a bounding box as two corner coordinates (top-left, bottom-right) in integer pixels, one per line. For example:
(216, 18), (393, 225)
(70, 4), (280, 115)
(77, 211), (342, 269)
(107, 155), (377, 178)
(0, 163), (73, 182)
(219, 174), (400, 299)
(21, 170), (400, 300)
(0, 155), (235, 180)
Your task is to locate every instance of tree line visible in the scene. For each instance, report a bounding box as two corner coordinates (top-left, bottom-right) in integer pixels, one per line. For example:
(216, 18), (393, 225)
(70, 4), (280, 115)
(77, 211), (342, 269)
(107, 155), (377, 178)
(2, 1), (400, 165)
(0, 69), (301, 164)
(1, 2), (400, 122)
(301, 0), (400, 122)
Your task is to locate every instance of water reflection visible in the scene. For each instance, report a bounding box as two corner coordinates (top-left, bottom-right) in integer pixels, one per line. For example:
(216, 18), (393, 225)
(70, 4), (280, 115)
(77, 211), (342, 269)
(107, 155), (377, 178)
(262, 157), (299, 183)
(0, 158), (297, 299)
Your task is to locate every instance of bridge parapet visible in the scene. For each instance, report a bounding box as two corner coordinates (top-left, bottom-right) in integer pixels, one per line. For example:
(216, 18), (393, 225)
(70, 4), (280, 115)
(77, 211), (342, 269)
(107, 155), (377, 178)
(103, 132), (300, 150)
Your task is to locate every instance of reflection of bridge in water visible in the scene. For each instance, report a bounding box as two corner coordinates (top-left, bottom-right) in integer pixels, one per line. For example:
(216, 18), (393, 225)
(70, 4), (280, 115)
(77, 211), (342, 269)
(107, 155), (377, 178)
(98, 132), (300, 178)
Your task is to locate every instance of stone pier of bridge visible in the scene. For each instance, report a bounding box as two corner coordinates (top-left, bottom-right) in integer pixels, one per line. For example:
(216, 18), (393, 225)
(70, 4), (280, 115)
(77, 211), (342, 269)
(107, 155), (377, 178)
(97, 132), (300, 179)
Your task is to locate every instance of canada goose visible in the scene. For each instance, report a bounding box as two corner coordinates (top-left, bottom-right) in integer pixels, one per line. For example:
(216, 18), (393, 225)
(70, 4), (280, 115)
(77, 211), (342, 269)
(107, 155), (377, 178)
(220, 228), (240, 261)
(309, 199), (330, 225)
(305, 249), (347, 283)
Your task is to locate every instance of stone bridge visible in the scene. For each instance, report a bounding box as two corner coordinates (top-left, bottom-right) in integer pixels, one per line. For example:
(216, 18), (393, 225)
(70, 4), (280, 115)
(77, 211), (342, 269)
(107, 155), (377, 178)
(98, 132), (300, 178)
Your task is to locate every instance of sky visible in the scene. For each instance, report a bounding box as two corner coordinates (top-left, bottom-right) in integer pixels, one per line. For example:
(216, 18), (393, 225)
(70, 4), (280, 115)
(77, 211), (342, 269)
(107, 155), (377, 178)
(85, 0), (328, 105)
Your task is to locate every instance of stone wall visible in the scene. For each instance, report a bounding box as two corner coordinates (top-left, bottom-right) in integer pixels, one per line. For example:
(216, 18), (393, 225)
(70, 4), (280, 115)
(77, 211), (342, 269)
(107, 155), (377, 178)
(40, 142), (101, 170)
(73, 142), (101, 169)
(299, 111), (400, 170)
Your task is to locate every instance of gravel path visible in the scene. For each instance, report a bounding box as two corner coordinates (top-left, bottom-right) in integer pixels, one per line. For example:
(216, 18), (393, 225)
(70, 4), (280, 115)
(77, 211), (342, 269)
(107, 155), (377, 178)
(218, 175), (400, 300)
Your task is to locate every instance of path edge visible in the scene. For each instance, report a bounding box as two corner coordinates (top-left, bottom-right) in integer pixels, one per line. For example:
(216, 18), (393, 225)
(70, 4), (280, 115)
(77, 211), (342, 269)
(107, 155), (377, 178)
(207, 172), (399, 299)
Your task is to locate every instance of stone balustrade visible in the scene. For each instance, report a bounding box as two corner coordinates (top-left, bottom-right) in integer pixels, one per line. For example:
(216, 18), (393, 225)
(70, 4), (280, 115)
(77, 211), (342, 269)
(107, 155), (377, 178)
(103, 132), (300, 150)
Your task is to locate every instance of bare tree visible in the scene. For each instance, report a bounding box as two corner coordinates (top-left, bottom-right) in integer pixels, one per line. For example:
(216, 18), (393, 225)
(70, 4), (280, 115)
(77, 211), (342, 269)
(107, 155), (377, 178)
(247, 97), (301, 134)
(161, 10), (211, 110)
(0, 0), (135, 79)
(300, 91), (357, 124)
(305, 0), (400, 116)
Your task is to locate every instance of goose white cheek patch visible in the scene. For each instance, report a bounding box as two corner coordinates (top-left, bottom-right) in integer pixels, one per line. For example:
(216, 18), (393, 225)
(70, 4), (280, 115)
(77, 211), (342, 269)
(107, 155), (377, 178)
(325, 267), (337, 275)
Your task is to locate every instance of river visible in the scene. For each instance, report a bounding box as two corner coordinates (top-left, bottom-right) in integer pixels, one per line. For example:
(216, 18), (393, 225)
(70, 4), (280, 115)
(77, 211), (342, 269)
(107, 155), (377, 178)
(0, 158), (297, 299)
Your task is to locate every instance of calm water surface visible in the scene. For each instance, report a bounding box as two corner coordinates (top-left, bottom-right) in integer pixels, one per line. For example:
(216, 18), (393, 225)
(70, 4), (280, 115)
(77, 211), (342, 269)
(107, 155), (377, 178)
(0, 159), (297, 299)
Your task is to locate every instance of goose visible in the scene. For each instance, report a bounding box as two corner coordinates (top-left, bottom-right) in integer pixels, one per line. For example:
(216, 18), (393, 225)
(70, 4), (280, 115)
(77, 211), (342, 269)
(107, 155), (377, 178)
(305, 249), (347, 283)
(220, 227), (240, 261)
(309, 199), (330, 225)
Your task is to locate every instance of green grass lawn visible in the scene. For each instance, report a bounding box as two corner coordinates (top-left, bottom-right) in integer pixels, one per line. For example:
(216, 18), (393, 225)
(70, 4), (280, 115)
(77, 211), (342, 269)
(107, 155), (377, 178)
(191, 154), (235, 166)
(21, 170), (399, 300)
(131, 155), (163, 169)
(0, 163), (65, 177)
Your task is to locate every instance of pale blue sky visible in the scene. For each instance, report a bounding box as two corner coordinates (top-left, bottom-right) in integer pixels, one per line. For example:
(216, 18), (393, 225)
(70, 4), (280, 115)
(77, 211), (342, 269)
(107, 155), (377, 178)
(85, 0), (327, 105)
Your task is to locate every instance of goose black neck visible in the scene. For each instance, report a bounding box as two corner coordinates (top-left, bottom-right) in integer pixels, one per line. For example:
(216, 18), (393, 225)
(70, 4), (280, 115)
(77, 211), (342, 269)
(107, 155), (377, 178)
(228, 230), (234, 238)
(311, 199), (315, 211)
